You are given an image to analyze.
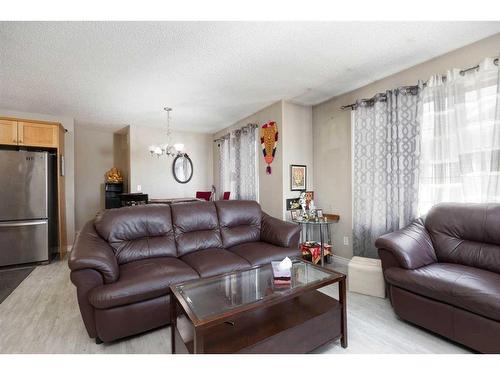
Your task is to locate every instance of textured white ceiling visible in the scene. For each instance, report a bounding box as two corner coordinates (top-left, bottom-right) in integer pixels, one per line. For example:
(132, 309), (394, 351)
(1, 22), (499, 133)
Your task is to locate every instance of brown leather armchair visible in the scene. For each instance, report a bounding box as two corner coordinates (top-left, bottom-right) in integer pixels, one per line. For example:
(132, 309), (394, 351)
(376, 203), (500, 353)
(69, 200), (300, 343)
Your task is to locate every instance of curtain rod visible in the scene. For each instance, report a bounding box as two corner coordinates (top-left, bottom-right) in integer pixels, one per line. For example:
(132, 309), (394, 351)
(213, 123), (258, 143)
(341, 57), (499, 111)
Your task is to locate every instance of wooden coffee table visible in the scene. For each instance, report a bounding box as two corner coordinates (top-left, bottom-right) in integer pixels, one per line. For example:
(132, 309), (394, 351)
(170, 259), (347, 354)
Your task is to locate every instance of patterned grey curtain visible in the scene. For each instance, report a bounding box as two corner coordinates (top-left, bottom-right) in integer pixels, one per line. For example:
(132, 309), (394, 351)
(352, 88), (421, 258)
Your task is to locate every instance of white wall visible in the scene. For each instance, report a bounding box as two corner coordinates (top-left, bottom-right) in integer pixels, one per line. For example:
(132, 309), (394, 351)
(0, 109), (76, 246)
(282, 102), (313, 219)
(74, 123), (212, 231)
(312, 33), (500, 259)
(213, 101), (284, 219)
(129, 125), (213, 198)
(113, 126), (130, 193)
(74, 124), (115, 231)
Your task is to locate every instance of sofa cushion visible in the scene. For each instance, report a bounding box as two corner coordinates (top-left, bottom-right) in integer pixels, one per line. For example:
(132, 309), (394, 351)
(181, 248), (251, 278)
(171, 202), (223, 256)
(229, 241), (300, 266)
(385, 263), (500, 321)
(425, 203), (500, 274)
(88, 257), (198, 309)
(215, 200), (261, 248)
(94, 205), (176, 264)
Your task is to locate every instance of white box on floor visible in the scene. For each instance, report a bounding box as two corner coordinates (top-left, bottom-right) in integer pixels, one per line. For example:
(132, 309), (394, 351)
(348, 256), (386, 298)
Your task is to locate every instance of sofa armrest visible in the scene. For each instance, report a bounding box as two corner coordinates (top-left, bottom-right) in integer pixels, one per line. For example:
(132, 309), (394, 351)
(70, 269), (103, 338)
(261, 212), (301, 248)
(69, 221), (119, 283)
(375, 218), (437, 270)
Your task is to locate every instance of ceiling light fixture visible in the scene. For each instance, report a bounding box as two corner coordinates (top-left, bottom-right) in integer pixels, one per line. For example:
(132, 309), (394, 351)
(149, 107), (185, 158)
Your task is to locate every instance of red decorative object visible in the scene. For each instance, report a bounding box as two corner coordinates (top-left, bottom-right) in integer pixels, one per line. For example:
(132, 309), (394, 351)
(222, 191), (231, 200)
(260, 121), (278, 175)
(301, 242), (332, 264)
(196, 191), (212, 201)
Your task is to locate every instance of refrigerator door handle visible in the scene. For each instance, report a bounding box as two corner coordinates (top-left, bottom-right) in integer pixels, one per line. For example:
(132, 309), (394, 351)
(0, 220), (48, 227)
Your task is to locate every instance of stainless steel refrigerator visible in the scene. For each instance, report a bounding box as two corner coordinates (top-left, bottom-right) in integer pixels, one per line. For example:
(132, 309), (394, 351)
(0, 149), (57, 267)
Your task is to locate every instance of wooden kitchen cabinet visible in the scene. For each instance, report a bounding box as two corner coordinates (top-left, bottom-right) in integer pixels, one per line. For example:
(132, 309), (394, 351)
(0, 119), (59, 148)
(18, 121), (59, 148)
(0, 119), (18, 145)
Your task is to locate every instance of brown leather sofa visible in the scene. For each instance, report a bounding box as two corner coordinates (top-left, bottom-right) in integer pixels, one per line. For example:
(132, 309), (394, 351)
(69, 200), (300, 343)
(376, 203), (500, 353)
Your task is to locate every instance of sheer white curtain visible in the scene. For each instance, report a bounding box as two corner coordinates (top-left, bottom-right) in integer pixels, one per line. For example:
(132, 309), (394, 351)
(217, 124), (258, 201)
(418, 57), (500, 214)
(230, 125), (258, 200)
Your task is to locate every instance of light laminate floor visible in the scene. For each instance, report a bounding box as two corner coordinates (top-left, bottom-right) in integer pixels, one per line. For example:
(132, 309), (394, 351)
(0, 258), (471, 354)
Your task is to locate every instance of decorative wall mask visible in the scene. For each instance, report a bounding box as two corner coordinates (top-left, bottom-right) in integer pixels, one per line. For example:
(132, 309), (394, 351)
(260, 121), (279, 174)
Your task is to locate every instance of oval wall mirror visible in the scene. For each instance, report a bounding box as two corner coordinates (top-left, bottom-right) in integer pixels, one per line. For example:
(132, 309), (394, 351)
(172, 154), (193, 184)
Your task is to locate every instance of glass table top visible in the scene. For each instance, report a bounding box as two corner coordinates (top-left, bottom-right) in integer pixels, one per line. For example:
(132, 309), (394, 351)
(172, 259), (342, 322)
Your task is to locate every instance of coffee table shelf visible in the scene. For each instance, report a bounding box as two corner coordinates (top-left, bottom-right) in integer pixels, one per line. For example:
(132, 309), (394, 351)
(170, 259), (347, 354)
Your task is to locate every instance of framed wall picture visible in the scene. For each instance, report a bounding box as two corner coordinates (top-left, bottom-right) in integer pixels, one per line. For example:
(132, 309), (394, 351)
(286, 198), (301, 211)
(290, 164), (307, 191)
(305, 191), (314, 209)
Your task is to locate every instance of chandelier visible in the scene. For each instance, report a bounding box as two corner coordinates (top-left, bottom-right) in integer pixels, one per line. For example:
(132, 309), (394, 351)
(149, 107), (185, 158)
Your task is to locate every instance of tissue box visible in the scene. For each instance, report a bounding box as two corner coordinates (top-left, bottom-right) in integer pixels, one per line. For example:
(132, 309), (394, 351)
(271, 261), (291, 280)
